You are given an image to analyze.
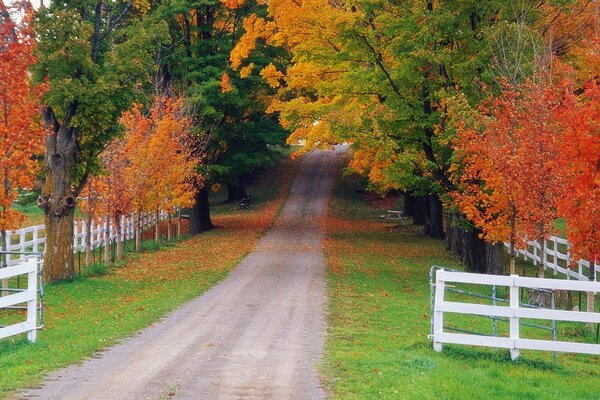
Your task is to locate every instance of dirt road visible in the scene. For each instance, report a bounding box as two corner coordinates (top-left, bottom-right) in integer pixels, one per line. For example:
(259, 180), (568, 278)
(22, 148), (344, 400)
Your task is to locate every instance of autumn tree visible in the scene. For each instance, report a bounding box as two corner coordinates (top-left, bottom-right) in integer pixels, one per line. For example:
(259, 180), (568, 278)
(33, 1), (168, 281)
(556, 80), (600, 311)
(0, 1), (45, 260)
(232, 0), (598, 273)
(120, 94), (199, 248)
(156, 0), (287, 233)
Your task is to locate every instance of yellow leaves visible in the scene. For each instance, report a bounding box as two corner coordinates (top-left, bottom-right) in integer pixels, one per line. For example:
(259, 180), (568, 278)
(132, 0), (152, 15)
(260, 63), (284, 88)
(230, 15), (276, 69)
(239, 63), (254, 78)
(221, 73), (233, 93)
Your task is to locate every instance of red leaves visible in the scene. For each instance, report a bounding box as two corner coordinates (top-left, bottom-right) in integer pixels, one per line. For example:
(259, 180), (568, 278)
(0, 1), (46, 230)
(453, 78), (600, 268)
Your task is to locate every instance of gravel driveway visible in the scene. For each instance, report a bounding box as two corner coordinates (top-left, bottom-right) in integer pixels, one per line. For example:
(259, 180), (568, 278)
(21, 147), (344, 400)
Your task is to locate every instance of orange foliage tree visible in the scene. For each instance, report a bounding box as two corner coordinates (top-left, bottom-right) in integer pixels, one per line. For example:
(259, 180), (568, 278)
(556, 81), (600, 278)
(452, 80), (565, 275)
(119, 95), (198, 252)
(0, 1), (45, 253)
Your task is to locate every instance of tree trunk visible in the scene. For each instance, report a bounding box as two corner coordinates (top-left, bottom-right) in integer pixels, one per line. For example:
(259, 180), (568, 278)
(226, 179), (247, 203)
(485, 242), (502, 275)
(403, 193), (414, 217)
(43, 209), (76, 281)
(154, 209), (160, 243)
(115, 215), (123, 261)
(537, 237), (546, 278)
(190, 188), (213, 234)
(103, 216), (110, 264)
(1, 229), (6, 296)
(177, 208), (182, 237)
(424, 195), (444, 239)
(588, 259), (596, 321)
(445, 213), (463, 256)
(462, 228), (487, 274)
(167, 214), (172, 241)
(39, 108), (78, 282)
(135, 210), (142, 252)
(412, 195), (427, 225)
(509, 239), (516, 275)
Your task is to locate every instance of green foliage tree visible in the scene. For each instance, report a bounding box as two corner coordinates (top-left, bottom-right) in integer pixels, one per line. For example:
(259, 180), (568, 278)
(34, 0), (168, 281)
(155, 0), (288, 233)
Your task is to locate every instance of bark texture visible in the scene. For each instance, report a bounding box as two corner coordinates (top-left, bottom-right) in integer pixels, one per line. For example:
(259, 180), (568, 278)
(38, 106), (78, 281)
(190, 188), (214, 234)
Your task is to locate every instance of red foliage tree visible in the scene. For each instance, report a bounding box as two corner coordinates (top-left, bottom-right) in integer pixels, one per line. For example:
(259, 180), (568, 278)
(452, 80), (564, 275)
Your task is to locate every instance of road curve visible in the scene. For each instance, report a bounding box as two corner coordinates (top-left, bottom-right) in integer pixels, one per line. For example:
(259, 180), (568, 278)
(21, 147), (345, 400)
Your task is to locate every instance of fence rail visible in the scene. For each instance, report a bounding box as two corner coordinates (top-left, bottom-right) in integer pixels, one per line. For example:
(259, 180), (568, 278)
(431, 269), (600, 360)
(1, 212), (169, 267)
(505, 236), (600, 281)
(0, 256), (42, 342)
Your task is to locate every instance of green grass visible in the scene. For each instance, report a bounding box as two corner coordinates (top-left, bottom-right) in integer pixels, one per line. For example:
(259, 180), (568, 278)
(323, 173), (600, 400)
(0, 158), (297, 399)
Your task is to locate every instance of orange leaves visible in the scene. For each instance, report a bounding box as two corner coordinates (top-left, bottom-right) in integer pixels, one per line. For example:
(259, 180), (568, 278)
(221, 0), (246, 9)
(221, 73), (233, 93)
(554, 80), (600, 263)
(260, 64), (284, 88)
(84, 94), (199, 224)
(452, 77), (600, 265)
(452, 81), (565, 250)
(0, 1), (46, 230)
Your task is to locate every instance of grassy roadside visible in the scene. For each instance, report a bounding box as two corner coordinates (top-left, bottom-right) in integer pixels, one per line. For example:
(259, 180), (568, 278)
(0, 158), (298, 399)
(322, 173), (600, 400)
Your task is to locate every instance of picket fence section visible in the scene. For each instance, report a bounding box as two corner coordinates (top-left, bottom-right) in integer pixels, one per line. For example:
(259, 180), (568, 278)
(2, 212), (168, 267)
(505, 236), (600, 281)
(0, 257), (41, 343)
(431, 269), (600, 359)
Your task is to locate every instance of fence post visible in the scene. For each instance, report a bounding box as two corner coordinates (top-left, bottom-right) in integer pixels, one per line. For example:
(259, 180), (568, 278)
(26, 260), (38, 342)
(433, 271), (445, 352)
(19, 229), (26, 262)
(553, 239), (558, 276)
(510, 275), (520, 360)
(32, 226), (39, 254)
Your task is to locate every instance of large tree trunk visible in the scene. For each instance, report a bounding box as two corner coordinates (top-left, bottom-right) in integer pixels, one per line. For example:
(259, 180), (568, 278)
(190, 188), (213, 234)
(39, 107), (78, 282)
(485, 242), (503, 275)
(445, 212), (462, 255)
(44, 209), (76, 280)
(412, 196), (427, 226)
(424, 195), (444, 239)
(226, 179), (247, 203)
(403, 193), (414, 217)
(462, 227), (487, 274)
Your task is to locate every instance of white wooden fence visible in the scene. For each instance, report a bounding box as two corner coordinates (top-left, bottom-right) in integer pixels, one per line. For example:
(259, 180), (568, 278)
(505, 236), (600, 281)
(0, 257), (41, 342)
(431, 269), (600, 360)
(1, 212), (167, 267)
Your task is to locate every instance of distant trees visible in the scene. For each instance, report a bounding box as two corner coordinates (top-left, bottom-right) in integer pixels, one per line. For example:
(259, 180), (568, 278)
(227, 0), (600, 275)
